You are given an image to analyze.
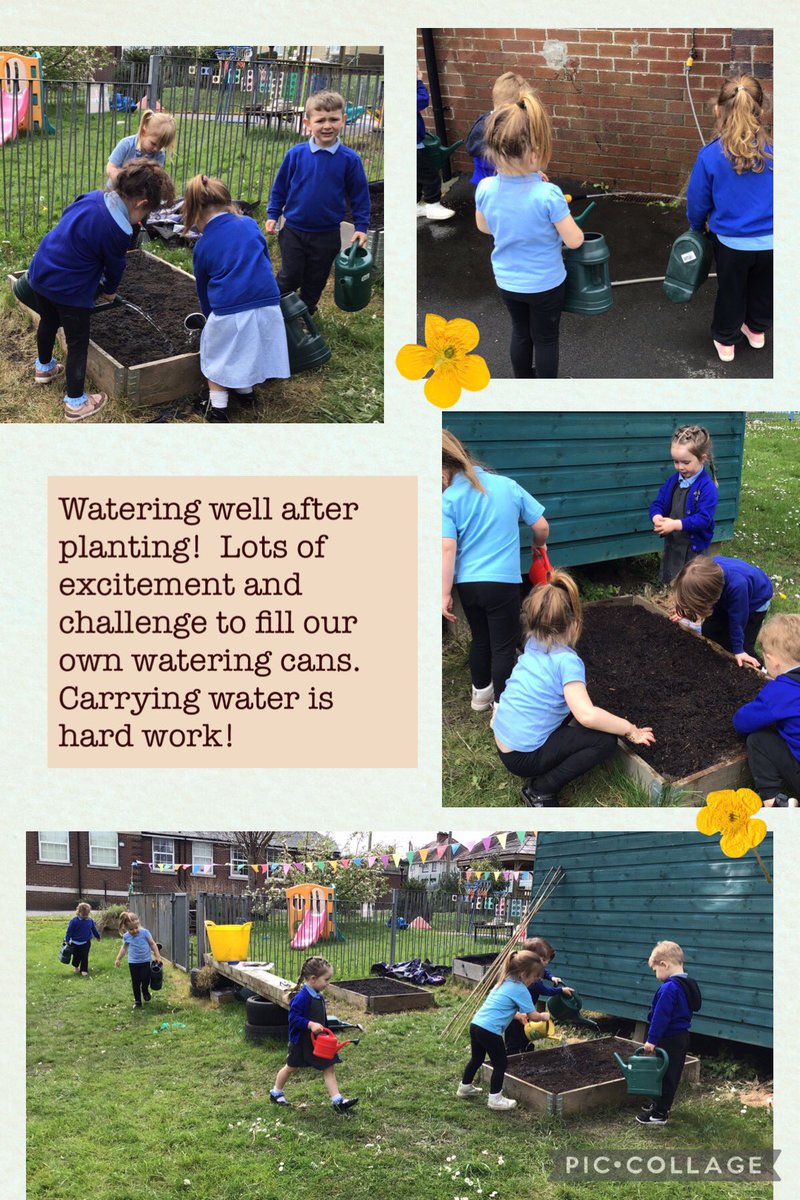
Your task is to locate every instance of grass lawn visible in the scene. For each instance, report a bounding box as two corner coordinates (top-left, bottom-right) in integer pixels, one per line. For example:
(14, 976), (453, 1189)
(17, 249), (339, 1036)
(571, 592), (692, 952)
(444, 415), (800, 807)
(27, 916), (772, 1200)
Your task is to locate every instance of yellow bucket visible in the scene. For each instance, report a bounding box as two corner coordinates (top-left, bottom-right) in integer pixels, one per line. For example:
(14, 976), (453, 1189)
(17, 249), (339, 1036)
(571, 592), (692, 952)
(204, 920), (252, 961)
(524, 1016), (557, 1042)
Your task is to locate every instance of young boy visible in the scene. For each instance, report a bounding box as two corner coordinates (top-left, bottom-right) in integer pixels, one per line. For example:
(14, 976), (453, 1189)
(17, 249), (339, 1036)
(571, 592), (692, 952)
(504, 937), (573, 1055)
(671, 554), (773, 668)
(636, 940), (701, 1126)
(265, 91), (370, 315)
(733, 613), (800, 806)
(416, 77), (453, 221)
(466, 72), (534, 185)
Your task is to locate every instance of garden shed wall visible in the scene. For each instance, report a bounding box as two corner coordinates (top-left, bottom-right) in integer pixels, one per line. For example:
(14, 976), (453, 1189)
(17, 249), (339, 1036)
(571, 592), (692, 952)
(443, 410), (746, 570)
(529, 831), (773, 1047)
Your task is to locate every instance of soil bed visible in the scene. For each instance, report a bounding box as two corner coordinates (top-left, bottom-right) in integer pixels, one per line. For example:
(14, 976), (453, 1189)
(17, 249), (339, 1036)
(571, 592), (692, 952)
(333, 977), (423, 996)
(90, 252), (198, 366)
(508, 1038), (623, 1092)
(454, 954), (497, 966)
(578, 603), (763, 778)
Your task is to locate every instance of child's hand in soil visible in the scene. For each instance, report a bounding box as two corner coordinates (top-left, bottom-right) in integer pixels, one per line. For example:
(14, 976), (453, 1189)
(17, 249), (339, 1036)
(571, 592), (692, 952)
(735, 652), (761, 669)
(626, 725), (655, 746)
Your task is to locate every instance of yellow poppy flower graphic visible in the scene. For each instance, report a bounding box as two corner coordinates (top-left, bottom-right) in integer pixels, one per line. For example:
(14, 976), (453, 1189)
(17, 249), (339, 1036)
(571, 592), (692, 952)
(696, 788), (771, 882)
(396, 313), (490, 408)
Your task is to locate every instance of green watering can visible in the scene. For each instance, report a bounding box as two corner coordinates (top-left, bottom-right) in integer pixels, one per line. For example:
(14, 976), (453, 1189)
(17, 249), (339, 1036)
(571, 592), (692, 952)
(12, 269), (40, 314)
(613, 1046), (669, 1096)
(334, 241), (373, 312)
(546, 990), (601, 1033)
(279, 292), (332, 375)
(422, 131), (464, 171)
(663, 228), (713, 303)
(563, 201), (613, 316)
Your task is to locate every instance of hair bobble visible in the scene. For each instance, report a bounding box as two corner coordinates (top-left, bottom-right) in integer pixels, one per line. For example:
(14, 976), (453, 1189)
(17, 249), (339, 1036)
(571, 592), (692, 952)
(201, 174), (209, 185)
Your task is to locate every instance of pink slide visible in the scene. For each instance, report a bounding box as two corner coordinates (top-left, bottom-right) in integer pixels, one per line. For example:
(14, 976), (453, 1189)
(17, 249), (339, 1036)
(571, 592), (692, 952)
(0, 87), (29, 145)
(291, 909), (326, 949)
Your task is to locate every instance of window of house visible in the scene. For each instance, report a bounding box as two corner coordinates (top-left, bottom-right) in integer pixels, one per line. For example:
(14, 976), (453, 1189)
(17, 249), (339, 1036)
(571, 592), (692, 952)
(192, 841), (214, 875)
(152, 837), (176, 871)
(88, 832), (119, 868)
(38, 832), (69, 863)
(230, 848), (249, 879)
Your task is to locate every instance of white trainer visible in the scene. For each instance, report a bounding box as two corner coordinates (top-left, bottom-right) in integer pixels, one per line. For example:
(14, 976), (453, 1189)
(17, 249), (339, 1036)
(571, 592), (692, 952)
(471, 682), (494, 712)
(457, 1082), (483, 1098)
(487, 1093), (517, 1111)
(416, 202), (429, 216)
(424, 202), (455, 221)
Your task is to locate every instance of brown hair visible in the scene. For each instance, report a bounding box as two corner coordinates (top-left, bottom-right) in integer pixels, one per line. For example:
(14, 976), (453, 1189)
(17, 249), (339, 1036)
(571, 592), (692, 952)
(181, 174), (240, 238)
(671, 557), (724, 622)
(492, 72), (533, 108)
(524, 936), (555, 963)
(305, 90), (345, 117)
(483, 92), (553, 171)
(136, 109), (177, 152)
(290, 954), (332, 997)
(112, 161), (175, 212)
(499, 949), (544, 984)
(76, 902), (91, 918)
(442, 429), (487, 494)
(648, 940), (684, 968)
(671, 425), (717, 482)
(760, 613), (800, 665)
(118, 911), (140, 935)
(522, 569), (583, 651)
(715, 75), (772, 173)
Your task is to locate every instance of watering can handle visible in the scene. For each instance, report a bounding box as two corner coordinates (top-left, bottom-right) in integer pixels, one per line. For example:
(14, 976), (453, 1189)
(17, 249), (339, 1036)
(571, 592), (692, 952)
(633, 1046), (669, 1066)
(573, 200), (596, 228)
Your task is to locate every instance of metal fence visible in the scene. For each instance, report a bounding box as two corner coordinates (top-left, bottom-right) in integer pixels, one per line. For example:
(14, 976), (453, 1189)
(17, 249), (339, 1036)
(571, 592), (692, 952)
(1, 53), (384, 238)
(131, 891), (189, 968)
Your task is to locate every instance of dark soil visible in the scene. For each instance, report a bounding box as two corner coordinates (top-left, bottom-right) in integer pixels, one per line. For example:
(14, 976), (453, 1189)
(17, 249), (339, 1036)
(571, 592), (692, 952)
(578, 603), (763, 779)
(89, 252), (198, 367)
(346, 181), (383, 230)
(508, 1038), (624, 1092)
(334, 977), (423, 996)
(456, 954), (498, 966)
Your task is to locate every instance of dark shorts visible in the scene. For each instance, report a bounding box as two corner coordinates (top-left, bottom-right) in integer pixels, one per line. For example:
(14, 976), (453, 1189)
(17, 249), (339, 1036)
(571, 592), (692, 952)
(286, 1038), (341, 1070)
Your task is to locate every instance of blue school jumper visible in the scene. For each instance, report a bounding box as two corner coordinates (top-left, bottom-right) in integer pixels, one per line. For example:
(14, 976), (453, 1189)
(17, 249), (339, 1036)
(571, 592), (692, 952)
(649, 468), (718, 554)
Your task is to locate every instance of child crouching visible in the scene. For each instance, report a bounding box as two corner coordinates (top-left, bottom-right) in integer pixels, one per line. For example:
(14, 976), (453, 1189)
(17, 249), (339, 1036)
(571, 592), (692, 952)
(733, 613), (800, 806)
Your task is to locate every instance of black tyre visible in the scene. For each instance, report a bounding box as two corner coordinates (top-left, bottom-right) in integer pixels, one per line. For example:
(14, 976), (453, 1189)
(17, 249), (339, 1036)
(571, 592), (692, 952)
(246, 996), (289, 1025)
(244, 1021), (288, 1041)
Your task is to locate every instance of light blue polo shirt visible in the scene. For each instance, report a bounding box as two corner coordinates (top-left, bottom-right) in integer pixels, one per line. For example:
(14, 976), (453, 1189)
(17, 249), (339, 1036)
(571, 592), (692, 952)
(108, 135), (166, 170)
(473, 977), (534, 1035)
(493, 640), (586, 752)
(123, 927), (153, 964)
(442, 466), (544, 584)
(476, 173), (570, 293)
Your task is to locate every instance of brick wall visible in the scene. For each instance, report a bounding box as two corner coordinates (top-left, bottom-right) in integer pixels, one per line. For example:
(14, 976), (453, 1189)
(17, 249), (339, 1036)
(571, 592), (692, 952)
(418, 28), (773, 193)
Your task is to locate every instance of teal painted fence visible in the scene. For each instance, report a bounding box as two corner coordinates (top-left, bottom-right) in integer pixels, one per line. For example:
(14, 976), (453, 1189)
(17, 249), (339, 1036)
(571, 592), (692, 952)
(443, 412), (746, 571)
(530, 831), (772, 1047)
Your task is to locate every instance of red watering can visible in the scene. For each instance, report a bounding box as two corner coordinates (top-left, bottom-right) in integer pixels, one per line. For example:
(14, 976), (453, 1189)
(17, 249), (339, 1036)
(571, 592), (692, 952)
(311, 1027), (360, 1061)
(529, 545), (554, 587)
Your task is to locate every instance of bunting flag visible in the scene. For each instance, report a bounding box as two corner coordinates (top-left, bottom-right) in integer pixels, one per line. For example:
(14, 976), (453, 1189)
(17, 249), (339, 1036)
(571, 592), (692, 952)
(329, 860), (339, 872)
(340, 859), (351, 870)
(381, 855), (390, 868)
(516, 832), (527, 847)
(367, 856), (376, 868)
(316, 860), (326, 872)
(497, 833), (508, 849)
(435, 844), (447, 859)
(451, 842), (461, 855)
(406, 851), (415, 865)
(483, 837), (493, 852)
(393, 853), (402, 867)
(419, 848), (429, 864)
(464, 840), (477, 853)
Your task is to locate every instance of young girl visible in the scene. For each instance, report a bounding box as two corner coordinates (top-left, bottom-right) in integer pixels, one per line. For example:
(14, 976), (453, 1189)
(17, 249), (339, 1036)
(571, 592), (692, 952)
(114, 911), (162, 1009)
(458, 949), (545, 1111)
(442, 429), (549, 707)
(671, 554), (773, 669)
(475, 93), (584, 378)
(64, 902), (101, 976)
(26, 161), (175, 421)
(106, 109), (177, 181)
(270, 956), (358, 1112)
(493, 570), (655, 806)
(686, 75), (773, 362)
(649, 425), (719, 584)
(466, 72), (534, 186)
(182, 174), (290, 423)
(504, 938), (572, 1055)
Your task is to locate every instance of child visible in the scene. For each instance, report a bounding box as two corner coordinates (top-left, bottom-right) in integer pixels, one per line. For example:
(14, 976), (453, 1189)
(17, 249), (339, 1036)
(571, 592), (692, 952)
(64, 901), (101, 976)
(493, 570), (655, 806)
(182, 174), (290, 423)
(442, 428), (549, 706)
(458, 949), (544, 1111)
(686, 75), (773, 362)
(26, 161), (175, 421)
(106, 109), (177, 181)
(475, 93), (584, 379)
(671, 554), (773, 668)
(466, 72), (534, 186)
(265, 91), (370, 314)
(636, 941), (701, 1125)
(733, 613), (800, 806)
(416, 77), (454, 220)
(649, 425), (719, 584)
(504, 938), (572, 1055)
(270, 956), (358, 1112)
(114, 911), (162, 1009)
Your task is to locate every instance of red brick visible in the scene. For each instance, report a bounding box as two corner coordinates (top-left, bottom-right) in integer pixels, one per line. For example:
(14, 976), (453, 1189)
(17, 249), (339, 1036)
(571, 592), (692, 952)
(649, 32), (691, 48)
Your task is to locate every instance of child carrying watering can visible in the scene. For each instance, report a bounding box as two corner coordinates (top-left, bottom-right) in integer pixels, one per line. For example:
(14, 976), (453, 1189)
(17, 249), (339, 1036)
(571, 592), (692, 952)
(270, 956), (359, 1112)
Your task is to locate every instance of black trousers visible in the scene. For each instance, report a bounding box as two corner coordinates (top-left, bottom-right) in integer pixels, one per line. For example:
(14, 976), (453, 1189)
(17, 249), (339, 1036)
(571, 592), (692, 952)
(652, 1031), (690, 1116)
(746, 728), (800, 801)
(701, 607), (766, 662)
(70, 942), (91, 972)
(498, 722), (618, 795)
(710, 236), (773, 345)
(417, 148), (442, 203)
(463, 1023), (508, 1094)
(33, 291), (91, 399)
(498, 282), (566, 378)
(457, 580), (522, 700)
(276, 225), (341, 315)
(129, 961), (152, 1003)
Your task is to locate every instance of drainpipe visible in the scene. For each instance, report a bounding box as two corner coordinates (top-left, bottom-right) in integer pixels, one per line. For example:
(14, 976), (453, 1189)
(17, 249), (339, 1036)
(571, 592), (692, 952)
(421, 29), (453, 181)
(76, 832), (83, 904)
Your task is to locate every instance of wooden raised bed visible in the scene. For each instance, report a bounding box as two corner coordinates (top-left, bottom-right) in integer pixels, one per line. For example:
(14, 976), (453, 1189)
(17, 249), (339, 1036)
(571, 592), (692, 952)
(481, 1036), (699, 1116)
(9, 251), (203, 406)
(452, 952), (497, 987)
(326, 977), (435, 1014)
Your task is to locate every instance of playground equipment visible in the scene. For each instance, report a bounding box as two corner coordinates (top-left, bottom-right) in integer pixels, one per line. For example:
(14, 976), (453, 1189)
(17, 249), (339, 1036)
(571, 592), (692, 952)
(204, 920), (253, 961)
(287, 883), (342, 949)
(310, 1027), (360, 1060)
(613, 1046), (669, 1096)
(334, 241), (373, 312)
(563, 201), (613, 316)
(0, 83), (28, 146)
(663, 228), (713, 303)
(0, 51), (55, 137)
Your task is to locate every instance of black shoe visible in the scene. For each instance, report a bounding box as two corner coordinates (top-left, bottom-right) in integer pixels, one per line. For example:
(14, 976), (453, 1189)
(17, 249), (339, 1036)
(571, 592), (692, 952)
(142, 991), (151, 1002)
(770, 793), (799, 808)
(269, 1092), (290, 1106)
(638, 1101), (655, 1118)
(207, 406), (230, 423)
(332, 1097), (359, 1112)
(521, 782), (557, 808)
(132, 1002), (142, 1009)
(635, 1110), (668, 1125)
(231, 389), (255, 407)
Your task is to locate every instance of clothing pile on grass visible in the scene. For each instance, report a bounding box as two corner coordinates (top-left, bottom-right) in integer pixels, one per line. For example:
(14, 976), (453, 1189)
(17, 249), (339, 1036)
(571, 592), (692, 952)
(371, 958), (451, 986)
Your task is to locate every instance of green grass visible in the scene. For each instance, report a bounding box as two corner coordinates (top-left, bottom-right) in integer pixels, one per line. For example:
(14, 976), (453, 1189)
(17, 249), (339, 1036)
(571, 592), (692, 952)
(444, 415), (800, 807)
(27, 916), (772, 1200)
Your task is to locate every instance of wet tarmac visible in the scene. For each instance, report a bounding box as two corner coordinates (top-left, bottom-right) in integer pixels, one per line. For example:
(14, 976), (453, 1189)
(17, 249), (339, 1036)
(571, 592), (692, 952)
(417, 177), (773, 380)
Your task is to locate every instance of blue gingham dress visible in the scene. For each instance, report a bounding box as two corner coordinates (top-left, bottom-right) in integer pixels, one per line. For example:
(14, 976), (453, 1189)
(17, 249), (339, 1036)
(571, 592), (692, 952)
(200, 305), (290, 389)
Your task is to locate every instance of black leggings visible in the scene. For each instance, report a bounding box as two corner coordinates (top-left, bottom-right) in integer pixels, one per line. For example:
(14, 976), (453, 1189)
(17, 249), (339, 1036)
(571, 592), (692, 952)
(463, 1023), (508, 1094)
(653, 1031), (690, 1116)
(33, 291), (92, 399)
(701, 607), (767, 662)
(710, 235), (773, 345)
(457, 580), (522, 700)
(129, 961), (152, 1003)
(70, 942), (91, 972)
(746, 728), (800, 802)
(498, 721), (618, 795)
(498, 282), (565, 378)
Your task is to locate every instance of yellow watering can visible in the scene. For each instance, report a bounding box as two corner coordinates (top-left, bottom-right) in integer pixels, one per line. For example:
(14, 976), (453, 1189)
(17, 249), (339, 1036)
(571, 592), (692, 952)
(524, 1015), (556, 1042)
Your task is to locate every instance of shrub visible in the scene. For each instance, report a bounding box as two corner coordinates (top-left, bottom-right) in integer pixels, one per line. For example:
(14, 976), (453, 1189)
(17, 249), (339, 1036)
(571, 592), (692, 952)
(94, 903), (127, 932)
